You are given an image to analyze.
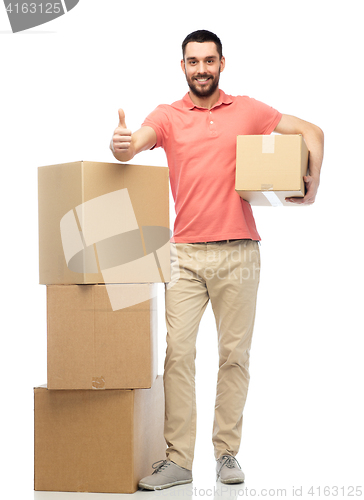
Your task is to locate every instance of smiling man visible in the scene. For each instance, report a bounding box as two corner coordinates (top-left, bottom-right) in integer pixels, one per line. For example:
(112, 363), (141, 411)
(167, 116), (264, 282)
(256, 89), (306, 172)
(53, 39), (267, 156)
(110, 30), (324, 490)
(183, 43), (223, 99)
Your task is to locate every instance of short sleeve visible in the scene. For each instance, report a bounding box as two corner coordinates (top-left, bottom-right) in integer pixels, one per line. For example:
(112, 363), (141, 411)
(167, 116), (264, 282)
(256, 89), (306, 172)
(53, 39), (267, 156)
(142, 105), (170, 149)
(250, 98), (282, 135)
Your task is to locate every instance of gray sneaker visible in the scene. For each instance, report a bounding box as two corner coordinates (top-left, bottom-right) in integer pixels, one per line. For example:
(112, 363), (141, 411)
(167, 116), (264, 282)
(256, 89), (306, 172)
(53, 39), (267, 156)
(138, 459), (193, 490)
(216, 455), (245, 484)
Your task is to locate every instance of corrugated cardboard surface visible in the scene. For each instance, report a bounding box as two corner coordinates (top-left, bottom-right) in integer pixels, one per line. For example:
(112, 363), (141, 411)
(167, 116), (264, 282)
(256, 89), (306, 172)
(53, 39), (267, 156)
(34, 376), (166, 494)
(38, 161), (170, 284)
(47, 284), (158, 389)
(235, 134), (309, 206)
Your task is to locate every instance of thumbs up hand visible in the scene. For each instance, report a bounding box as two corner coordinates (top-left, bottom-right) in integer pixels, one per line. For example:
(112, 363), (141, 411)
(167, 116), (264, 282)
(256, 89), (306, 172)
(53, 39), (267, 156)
(117, 109), (127, 129)
(110, 108), (132, 154)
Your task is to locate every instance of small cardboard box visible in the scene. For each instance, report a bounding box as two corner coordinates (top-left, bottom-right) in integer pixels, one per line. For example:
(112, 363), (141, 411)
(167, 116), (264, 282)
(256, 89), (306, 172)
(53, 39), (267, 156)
(38, 161), (171, 284)
(235, 134), (309, 206)
(34, 376), (166, 494)
(47, 284), (158, 390)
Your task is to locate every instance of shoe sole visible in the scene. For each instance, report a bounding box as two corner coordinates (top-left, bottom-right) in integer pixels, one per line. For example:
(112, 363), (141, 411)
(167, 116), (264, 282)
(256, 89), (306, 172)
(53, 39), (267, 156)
(219, 477), (245, 484)
(139, 478), (193, 490)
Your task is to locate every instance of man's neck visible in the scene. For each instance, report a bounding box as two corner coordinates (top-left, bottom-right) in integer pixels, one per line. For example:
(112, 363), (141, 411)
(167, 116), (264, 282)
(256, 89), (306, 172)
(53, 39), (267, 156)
(188, 88), (221, 109)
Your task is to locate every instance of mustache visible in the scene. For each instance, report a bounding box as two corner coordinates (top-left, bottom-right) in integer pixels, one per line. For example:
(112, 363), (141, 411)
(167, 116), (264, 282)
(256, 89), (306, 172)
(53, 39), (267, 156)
(193, 74), (213, 80)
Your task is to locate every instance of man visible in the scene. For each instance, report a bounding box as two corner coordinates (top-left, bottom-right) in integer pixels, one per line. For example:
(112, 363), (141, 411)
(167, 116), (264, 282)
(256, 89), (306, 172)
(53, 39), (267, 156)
(110, 30), (324, 490)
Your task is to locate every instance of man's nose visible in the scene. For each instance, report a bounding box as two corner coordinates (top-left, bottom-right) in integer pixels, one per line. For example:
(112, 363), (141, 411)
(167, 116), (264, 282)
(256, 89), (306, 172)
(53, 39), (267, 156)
(197, 61), (207, 73)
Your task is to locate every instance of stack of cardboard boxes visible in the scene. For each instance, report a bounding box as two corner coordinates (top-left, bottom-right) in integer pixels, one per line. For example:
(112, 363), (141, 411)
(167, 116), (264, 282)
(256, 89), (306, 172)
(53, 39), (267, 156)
(34, 161), (171, 494)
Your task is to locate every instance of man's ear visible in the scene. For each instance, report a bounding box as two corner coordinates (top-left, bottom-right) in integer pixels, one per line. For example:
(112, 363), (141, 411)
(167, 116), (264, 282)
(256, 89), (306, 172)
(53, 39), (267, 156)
(181, 59), (186, 75)
(220, 56), (226, 73)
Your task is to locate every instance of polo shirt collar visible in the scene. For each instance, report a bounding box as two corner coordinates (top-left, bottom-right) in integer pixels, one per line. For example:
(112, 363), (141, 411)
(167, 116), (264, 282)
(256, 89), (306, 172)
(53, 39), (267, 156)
(183, 89), (233, 110)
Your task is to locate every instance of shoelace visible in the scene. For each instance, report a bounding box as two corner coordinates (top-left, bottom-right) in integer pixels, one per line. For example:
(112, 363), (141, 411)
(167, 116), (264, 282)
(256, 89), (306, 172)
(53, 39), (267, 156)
(151, 459), (170, 474)
(217, 455), (241, 477)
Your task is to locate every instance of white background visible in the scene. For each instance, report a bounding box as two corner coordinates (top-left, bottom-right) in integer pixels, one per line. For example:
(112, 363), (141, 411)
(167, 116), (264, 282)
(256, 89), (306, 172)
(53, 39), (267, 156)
(1, 0), (363, 499)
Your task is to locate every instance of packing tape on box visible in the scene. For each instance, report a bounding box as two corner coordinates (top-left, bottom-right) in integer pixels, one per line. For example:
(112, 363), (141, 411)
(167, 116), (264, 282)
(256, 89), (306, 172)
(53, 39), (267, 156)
(260, 137), (281, 206)
(262, 191), (283, 207)
(262, 135), (275, 153)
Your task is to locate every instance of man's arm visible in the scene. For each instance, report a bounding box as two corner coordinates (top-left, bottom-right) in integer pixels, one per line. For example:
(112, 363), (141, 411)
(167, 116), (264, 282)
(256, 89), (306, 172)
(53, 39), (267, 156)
(110, 109), (157, 162)
(274, 114), (324, 204)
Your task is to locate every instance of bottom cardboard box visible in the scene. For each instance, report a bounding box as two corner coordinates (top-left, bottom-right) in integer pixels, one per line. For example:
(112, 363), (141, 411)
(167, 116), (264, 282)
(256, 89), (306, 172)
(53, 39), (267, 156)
(34, 375), (166, 494)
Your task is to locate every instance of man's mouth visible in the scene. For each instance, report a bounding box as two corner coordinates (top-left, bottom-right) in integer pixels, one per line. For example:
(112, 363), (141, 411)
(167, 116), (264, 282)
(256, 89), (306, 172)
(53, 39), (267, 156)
(195, 76), (211, 83)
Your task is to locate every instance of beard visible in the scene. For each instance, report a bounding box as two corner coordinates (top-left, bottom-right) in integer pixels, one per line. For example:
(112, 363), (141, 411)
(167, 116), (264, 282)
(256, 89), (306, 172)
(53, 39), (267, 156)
(186, 71), (220, 98)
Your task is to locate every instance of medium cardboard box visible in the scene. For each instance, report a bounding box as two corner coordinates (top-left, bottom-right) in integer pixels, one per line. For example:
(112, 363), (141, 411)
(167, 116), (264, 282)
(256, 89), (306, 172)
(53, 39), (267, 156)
(38, 161), (171, 284)
(47, 284), (158, 390)
(235, 134), (309, 206)
(34, 376), (166, 494)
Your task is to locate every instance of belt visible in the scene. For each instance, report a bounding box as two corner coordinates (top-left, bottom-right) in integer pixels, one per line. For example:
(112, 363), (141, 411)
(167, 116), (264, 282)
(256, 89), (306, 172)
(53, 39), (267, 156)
(198, 239), (243, 244)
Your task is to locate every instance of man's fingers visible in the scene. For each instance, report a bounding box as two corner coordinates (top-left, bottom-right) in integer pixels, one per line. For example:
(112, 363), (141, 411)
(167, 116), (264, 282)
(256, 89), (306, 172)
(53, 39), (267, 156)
(114, 141), (131, 150)
(114, 126), (132, 136)
(285, 196), (315, 204)
(114, 130), (132, 139)
(113, 133), (132, 150)
(112, 124), (132, 151)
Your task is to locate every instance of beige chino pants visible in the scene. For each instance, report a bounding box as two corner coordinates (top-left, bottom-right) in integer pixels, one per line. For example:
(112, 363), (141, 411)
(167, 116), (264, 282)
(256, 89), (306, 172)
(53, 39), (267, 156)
(163, 239), (261, 470)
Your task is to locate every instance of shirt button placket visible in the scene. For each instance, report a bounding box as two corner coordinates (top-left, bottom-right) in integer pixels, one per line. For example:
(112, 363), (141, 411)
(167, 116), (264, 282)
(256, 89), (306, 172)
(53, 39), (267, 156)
(208, 110), (217, 135)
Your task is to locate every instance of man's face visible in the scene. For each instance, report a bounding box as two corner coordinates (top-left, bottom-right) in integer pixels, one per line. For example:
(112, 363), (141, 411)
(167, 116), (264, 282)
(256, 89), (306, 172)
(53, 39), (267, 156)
(181, 41), (225, 99)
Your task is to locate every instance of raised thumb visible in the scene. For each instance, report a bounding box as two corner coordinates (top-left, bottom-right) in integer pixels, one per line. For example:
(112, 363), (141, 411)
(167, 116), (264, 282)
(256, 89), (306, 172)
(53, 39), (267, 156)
(118, 108), (127, 128)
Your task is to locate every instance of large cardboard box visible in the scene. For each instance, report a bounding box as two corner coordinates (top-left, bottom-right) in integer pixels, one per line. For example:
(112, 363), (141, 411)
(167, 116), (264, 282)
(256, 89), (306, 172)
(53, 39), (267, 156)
(47, 284), (158, 390)
(34, 376), (166, 494)
(235, 134), (309, 206)
(38, 161), (171, 284)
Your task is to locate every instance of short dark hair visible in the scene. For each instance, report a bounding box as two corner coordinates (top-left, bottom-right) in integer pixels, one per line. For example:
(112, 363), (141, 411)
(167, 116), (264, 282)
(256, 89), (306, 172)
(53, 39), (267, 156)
(182, 30), (223, 60)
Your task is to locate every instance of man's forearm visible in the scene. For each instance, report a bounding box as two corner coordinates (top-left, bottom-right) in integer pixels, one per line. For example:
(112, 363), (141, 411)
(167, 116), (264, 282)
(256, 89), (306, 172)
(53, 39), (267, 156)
(274, 114), (324, 204)
(302, 125), (324, 180)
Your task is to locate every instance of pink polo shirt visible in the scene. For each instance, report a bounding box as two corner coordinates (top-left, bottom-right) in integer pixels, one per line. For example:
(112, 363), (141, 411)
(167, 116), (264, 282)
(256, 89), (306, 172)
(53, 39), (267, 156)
(142, 90), (282, 243)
